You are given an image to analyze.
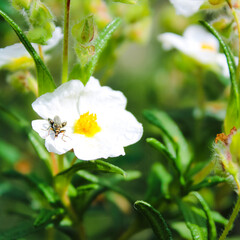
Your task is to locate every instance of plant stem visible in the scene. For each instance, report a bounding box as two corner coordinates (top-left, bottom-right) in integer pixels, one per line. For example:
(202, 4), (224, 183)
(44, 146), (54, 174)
(219, 194), (240, 240)
(232, 8), (240, 83)
(62, 0), (71, 83)
(58, 155), (64, 172)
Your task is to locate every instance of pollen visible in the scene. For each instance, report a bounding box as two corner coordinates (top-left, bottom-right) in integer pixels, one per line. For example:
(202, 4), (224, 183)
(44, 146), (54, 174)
(74, 112), (101, 137)
(201, 43), (216, 52)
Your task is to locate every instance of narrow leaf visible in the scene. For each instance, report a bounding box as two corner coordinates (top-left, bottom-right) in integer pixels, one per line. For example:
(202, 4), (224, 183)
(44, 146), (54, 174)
(0, 10), (56, 95)
(190, 176), (227, 191)
(34, 208), (64, 227)
(134, 200), (173, 240)
(144, 109), (192, 173)
(56, 159), (126, 179)
(177, 197), (208, 240)
(200, 21), (240, 133)
(191, 192), (217, 240)
(83, 18), (121, 83)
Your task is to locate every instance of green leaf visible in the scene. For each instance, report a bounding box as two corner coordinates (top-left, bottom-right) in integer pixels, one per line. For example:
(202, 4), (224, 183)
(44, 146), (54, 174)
(146, 162), (172, 201)
(200, 21), (240, 133)
(3, 171), (59, 205)
(0, 219), (47, 240)
(177, 196), (209, 240)
(83, 18), (121, 84)
(55, 160), (126, 196)
(0, 105), (51, 169)
(34, 208), (64, 227)
(0, 140), (21, 164)
(211, 211), (228, 226)
(0, 10), (56, 95)
(146, 138), (180, 173)
(144, 109), (192, 173)
(76, 170), (139, 203)
(191, 192), (217, 240)
(190, 176), (227, 191)
(134, 200), (173, 240)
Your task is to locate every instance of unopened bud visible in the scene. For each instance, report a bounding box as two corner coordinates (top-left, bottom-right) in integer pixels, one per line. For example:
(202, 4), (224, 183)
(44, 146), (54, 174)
(72, 15), (95, 45)
(12, 0), (31, 10)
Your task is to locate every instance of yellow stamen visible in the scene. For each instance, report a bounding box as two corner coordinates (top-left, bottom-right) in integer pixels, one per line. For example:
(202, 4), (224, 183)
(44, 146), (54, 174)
(74, 112), (101, 137)
(201, 43), (216, 51)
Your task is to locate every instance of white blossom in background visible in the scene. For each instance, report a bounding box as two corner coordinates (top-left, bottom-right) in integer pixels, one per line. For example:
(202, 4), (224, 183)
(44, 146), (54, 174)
(169, 0), (205, 16)
(0, 27), (63, 70)
(158, 25), (237, 78)
(31, 77), (143, 160)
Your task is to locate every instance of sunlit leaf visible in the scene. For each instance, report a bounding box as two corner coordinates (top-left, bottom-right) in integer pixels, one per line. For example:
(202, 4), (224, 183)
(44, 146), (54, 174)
(134, 200), (173, 240)
(113, 0), (137, 3)
(0, 10), (56, 95)
(83, 18), (121, 84)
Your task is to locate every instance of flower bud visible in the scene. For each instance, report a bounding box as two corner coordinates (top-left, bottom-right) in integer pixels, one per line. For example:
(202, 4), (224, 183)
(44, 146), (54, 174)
(12, 0), (31, 10)
(7, 70), (37, 95)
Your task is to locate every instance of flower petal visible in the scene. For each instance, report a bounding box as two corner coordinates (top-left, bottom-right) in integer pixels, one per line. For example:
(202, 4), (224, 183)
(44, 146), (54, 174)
(78, 77), (127, 114)
(45, 133), (73, 155)
(32, 80), (84, 124)
(32, 119), (50, 139)
(169, 0), (205, 17)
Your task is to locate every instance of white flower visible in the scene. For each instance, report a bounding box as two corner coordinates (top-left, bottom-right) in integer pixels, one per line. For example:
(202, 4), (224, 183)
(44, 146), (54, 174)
(0, 27), (63, 70)
(158, 25), (237, 78)
(31, 77), (143, 160)
(169, 0), (205, 16)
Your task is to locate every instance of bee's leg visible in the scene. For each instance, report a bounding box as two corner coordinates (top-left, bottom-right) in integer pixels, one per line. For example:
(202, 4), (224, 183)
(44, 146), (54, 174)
(60, 130), (67, 142)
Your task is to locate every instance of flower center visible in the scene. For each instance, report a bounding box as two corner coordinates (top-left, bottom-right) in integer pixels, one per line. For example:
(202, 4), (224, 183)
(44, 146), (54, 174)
(74, 112), (101, 137)
(201, 43), (216, 52)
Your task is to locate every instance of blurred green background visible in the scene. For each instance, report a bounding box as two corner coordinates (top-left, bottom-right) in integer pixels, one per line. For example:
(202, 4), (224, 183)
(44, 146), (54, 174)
(0, 0), (238, 239)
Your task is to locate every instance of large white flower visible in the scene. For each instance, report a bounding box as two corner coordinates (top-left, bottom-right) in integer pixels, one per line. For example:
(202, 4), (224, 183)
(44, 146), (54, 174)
(158, 25), (236, 78)
(0, 27), (63, 70)
(31, 77), (143, 160)
(169, 0), (205, 16)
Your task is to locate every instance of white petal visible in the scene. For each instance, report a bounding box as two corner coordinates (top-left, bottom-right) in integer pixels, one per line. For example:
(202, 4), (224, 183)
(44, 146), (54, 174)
(32, 80), (84, 124)
(78, 77), (127, 114)
(72, 133), (125, 160)
(42, 27), (63, 52)
(170, 0), (205, 16)
(158, 33), (186, 52)
(72, 109), (143, 160)
(32, 119), (50, 139)
(0, 43), (30, 67)
(45, 133), (73, 155)
(184, 25), (219, 50)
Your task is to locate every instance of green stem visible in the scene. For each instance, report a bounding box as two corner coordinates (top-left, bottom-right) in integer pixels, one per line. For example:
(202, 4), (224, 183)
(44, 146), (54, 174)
(219, 194), (240, 240)
(62, 0), (71, 83)
(58, 155), (64, 172)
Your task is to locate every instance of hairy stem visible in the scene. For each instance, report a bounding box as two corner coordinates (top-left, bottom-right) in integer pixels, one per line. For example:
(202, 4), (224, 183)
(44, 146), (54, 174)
(62, 0), (71, 83)
(219, 194), (240, 240)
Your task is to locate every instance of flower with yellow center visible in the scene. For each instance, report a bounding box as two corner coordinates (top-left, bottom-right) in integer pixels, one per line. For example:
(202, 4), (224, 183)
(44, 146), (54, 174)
(31, 77), (143, 160)
(158, 25), (238, 78)
(0, 27), (63, 71)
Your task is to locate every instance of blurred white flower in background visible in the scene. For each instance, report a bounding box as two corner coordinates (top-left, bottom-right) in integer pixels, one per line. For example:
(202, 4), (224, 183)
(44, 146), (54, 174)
(0, 27), (63, 70)
(32, 77), (143, 160)
(158, 24), (237, 78)
(169, 0), (205, 16)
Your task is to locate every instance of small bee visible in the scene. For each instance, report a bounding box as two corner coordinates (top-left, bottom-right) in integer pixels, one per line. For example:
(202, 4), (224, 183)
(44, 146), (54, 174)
(48, 115), (67, 138)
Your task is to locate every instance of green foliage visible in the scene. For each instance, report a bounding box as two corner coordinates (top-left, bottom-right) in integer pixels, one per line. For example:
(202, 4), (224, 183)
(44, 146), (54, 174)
(113, 0), (138, 4)
(200, 21), (240, 133)
(134, 200), (173, 240)
(12, 0), (31, 10)
(144, 109), (192, 187)
(0, 10), (56, 95)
